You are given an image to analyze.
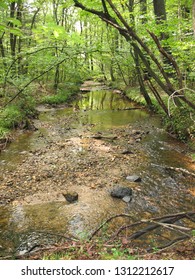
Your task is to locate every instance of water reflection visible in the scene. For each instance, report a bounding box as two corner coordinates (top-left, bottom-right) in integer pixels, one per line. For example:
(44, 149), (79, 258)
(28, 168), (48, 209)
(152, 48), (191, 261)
(76, 90), (131, 111)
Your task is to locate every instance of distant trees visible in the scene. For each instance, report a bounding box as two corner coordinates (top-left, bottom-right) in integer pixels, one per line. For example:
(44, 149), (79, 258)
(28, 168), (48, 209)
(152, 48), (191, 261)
(73, 0), (195, 113)
(193, 0), (195, 36)
(0, 0), (194, 138)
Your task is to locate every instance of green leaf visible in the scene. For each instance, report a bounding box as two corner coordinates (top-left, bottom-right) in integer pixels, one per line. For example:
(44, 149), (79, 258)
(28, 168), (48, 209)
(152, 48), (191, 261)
(0, 2), (8, 9)
(6, 17), (22, 27)
(0, 24), (6, 32)
(9, 27), (23, 36)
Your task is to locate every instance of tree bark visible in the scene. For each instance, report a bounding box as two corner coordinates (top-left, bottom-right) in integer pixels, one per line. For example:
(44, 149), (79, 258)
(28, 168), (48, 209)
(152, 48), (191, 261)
(140, 0), (147, 23)
(10, 2), (17, 57)
(153, 0), (167, 41)
(153, 0), (166, 22)
(0, 38), (6, 58)
(193, 0), (195, 37)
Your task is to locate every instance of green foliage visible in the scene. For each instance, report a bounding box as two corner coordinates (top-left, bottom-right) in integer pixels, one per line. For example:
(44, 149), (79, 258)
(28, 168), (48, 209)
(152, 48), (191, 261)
(0, 90), (37, 139)
(41, 91), (71, 105)
(0, 0), (195, 142)
(0, 126), (10, 139)
(125, 87), (148, 105)
(41, 84), (79, 105)
(17, 91), (36, 116)
(42, 239), (138, 260)
(0, 105), (24, 129)
(104, 247), (136, 260)
(164, 106), (195, 141)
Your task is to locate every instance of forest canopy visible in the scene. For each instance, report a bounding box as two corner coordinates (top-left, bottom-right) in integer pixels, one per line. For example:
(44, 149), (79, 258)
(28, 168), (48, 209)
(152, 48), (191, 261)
(0, 0), (195, 141)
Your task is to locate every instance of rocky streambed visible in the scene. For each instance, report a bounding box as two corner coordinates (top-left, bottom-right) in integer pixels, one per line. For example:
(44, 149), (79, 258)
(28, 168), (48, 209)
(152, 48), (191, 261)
(0, 86), (194, 257)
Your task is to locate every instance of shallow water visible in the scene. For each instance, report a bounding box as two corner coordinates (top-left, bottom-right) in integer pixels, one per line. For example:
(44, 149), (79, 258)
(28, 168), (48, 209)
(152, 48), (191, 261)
(0, 90), (194, 257)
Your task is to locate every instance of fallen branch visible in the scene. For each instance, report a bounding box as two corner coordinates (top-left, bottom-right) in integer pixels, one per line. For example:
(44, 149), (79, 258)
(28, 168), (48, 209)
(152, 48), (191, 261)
(90, 211), (195, 241)
(165, 166), (195, 178)
(3, 212), (193, 260)
(89, 214), (133, 240)
(151, 163), (195, 178)
(146, 235), (190, 253)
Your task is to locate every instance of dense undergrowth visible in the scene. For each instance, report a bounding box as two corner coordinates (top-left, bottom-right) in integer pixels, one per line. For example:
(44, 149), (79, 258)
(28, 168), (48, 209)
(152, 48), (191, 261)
(0, 83), (79, 141)
(124, 84), (195, 153)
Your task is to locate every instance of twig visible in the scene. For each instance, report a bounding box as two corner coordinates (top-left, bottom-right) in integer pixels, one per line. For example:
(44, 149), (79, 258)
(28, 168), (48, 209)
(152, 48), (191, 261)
(90, 211), (195, 240)
(151, 163), (195, 178)
(168, 88), (195, 116)
(146, 235), (189, 253)
(151, 221), (192, 237)
(3, 57), (68, 107)
(89, 214), (133, 240)
(165, 166), (195, 178)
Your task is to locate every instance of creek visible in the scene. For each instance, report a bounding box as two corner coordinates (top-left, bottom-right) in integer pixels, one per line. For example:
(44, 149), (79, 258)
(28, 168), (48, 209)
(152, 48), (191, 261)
(0, 86), (194, 258)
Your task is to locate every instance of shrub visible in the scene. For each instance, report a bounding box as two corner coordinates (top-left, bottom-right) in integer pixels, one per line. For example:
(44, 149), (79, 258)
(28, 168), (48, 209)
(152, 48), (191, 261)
(164, 106), (195, 141)
(0, 105), (24, 129)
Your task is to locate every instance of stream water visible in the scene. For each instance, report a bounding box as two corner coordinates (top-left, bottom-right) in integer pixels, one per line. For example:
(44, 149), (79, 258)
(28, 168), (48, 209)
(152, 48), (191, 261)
(0, 89), (194, 258)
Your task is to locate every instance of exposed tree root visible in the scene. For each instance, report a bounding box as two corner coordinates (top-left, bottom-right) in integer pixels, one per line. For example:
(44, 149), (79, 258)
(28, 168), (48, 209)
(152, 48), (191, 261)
(2, 211), (194, 260)
(90, 211), (195, 240)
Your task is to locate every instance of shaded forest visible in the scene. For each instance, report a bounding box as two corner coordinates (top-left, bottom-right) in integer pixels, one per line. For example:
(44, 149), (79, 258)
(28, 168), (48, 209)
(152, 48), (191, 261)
(0, 0), (195, 145)
(0, 1), (195, 261)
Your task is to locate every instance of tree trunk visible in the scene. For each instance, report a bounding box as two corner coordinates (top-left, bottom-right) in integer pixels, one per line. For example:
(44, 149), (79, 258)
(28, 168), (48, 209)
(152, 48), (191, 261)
(128, 0), (152, 108)
(193, 0), (195, 37)
(134, 49), (153, 109)
(10, 2), (17, 57)
(153, 0), (168, 42)
(0, 37), (6, 58)
(140, 0), (147, 23)
(54, 64), (60, 90)
(153, 0), (166, 22)
(73, 0), (195, 110)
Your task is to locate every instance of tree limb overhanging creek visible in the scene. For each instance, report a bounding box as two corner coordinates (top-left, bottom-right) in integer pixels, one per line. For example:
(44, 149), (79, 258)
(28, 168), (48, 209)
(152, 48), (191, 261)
(0, 83), (194, 258)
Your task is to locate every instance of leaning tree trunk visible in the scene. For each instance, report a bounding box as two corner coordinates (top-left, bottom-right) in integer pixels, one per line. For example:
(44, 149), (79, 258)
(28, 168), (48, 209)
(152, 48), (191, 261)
(73, 0), (195, 111)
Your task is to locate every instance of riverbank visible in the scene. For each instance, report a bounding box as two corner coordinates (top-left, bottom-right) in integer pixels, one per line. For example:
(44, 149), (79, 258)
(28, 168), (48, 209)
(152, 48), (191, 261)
(0, 86), (194, 259)
(15, 237), (194, 260)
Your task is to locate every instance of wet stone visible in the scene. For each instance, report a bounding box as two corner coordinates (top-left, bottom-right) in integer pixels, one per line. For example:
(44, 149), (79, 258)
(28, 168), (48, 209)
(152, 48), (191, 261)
(62, 191), (78, 203)
(126, 175), (141, 182)
(120, 149), (134, 155)
(122, 196), (132, 203)
(111, 186), (132, 199)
